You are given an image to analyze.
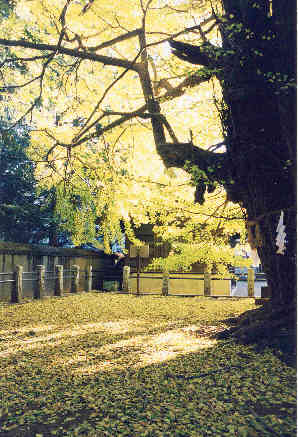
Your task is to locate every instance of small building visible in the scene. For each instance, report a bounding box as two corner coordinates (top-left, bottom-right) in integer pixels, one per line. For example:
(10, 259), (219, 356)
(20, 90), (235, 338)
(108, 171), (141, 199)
(126, 224), (204, 273)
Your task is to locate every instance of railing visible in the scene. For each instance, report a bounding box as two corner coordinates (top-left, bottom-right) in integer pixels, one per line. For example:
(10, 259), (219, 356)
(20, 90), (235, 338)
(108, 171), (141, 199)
(1, 264), (269, 304)
(123, 266), (267, 298)
(0, 264), (124, 303)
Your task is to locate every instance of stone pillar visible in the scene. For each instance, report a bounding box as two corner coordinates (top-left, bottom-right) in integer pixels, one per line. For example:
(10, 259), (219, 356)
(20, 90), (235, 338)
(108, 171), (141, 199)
(162, 271), (169, 296)
(12, 265), (23, 303)
(54, 265), (63, 296)
(35, 265), (45, 299)
(86, 265), (92, 292)
(204, 270), (211, 296)
(122, 266), (130, 293)
(247, 268), (254, 297)
(71, 265), (80, 293)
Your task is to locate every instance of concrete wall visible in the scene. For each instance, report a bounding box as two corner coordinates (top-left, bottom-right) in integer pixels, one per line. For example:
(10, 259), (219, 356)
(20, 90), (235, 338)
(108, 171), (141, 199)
(130, 272), (231, 296)
(0, 242), (114, 301)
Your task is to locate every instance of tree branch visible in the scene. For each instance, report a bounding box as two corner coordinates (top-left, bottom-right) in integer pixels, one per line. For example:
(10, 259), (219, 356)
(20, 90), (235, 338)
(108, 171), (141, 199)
(159, 115), (179, 143)
(169, 39), (222, 67)
(173, 206), (245, 220)
(0, 38), (141, 72)
(46, 62), (214, 148)
(158, 141), (228, 182)
(0, 74), (43, 92)
(137, 27), (167, 149)
(207, 141), (226, 151)
(159, 70), (213, 100)
(0, 54), (51, 68)
(87, 28), (142, 51)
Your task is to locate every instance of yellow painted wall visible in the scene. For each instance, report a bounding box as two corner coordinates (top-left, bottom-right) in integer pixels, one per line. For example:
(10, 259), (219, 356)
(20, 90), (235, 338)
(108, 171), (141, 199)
(130, 273), (231, 296)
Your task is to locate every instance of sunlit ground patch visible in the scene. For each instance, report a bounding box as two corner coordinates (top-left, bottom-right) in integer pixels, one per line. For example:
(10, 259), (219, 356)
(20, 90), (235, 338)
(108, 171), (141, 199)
(0, 319), (150, 357)
(72, 326), (217, 375)
(0, 294), (295, 437)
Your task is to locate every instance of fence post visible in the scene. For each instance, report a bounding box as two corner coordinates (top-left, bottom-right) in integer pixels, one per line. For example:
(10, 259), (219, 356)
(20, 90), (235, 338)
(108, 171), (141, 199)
(86, 265), (92, 292)
(35, 265), (45, 299)
(204, 270), (211, 296)
(11, 265), (23, 303)
(247, 268), (254, 297)
(162, 271), (169, 296)
(122, 266), (130, 293)
(54, 265), (63, 296)
(71, 265), (80, 293)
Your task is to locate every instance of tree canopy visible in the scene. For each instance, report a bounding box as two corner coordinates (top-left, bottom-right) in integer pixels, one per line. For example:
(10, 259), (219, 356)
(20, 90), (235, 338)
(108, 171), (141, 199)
(0, 0), (249, 272)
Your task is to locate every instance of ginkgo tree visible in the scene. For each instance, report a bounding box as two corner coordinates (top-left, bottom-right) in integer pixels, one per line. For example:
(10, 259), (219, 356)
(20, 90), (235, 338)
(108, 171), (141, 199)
(0, 0), (295, 317)
(0, 0), (247, 273)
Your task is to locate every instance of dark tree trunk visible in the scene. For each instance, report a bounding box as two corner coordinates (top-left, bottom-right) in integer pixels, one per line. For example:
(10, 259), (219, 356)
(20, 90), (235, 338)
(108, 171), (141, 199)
(168, 0), (296, 314)
(219, 0), (296, 309)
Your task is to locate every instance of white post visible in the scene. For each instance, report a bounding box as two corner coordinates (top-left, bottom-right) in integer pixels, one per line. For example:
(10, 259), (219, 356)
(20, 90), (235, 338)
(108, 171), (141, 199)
(54, 265), (63, 296)
(71, 265), (80, 293)
(122, 266), (130, 293)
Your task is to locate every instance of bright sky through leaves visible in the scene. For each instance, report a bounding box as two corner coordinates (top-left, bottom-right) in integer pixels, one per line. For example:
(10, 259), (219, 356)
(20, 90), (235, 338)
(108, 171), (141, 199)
(0, 0), (247, 270)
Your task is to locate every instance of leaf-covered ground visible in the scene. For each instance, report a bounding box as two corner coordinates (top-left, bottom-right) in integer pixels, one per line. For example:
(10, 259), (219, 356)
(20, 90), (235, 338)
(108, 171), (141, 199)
(0, 293), (296, 436)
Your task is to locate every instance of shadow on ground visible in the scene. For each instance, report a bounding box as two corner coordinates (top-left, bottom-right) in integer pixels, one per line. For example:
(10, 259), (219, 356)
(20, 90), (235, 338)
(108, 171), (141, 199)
(0, 312), (296, 437)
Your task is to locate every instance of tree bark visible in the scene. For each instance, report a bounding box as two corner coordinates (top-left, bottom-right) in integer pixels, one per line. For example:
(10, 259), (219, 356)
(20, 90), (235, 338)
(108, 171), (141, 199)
(221, 69), (296, 309)
(169, 0), (296, 310)
(220, 0), (296, 309)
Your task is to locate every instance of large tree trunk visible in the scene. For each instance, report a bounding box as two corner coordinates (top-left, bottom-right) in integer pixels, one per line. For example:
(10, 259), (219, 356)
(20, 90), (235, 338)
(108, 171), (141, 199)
(168, 0), (296, 315)
(219, 0), (296, 309)
(221, 68), (296, 308)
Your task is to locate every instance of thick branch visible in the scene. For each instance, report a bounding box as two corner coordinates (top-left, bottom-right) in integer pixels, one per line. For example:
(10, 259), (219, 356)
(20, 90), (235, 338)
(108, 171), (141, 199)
(159, 115), (179, 143)
(0, 38), (140, 72)
(169, 39), (221, 67)
(158, 141), (228, 182)
(137, 28), (167, 148)
(160, 70), (213, 99)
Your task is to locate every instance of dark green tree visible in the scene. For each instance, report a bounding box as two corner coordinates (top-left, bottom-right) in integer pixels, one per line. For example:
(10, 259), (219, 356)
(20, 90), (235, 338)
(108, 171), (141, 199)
(0, 122), (61, 244)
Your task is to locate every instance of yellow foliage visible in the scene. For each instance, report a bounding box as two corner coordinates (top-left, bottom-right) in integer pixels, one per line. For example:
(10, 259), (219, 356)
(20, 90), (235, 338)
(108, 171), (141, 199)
(0, 0), (248, 268)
